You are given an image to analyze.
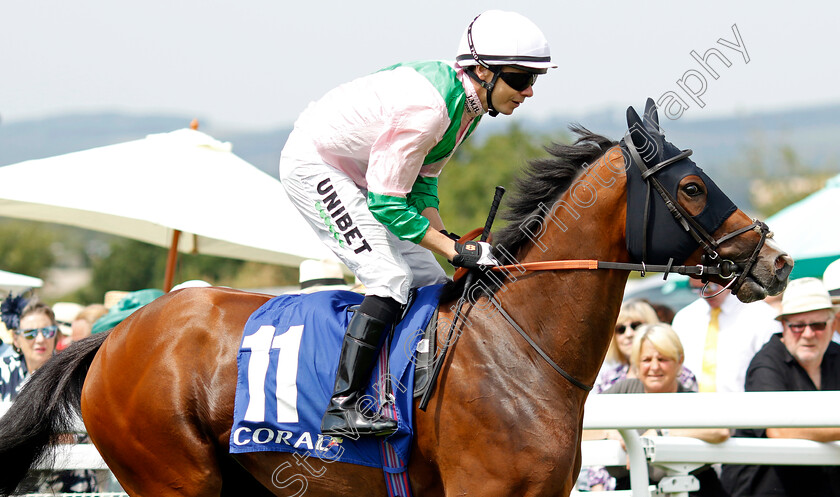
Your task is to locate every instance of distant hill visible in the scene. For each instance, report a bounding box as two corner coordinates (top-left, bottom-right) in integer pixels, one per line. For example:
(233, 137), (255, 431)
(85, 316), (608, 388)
(0, 113), (293, 180)
(2, 105), (839, 209)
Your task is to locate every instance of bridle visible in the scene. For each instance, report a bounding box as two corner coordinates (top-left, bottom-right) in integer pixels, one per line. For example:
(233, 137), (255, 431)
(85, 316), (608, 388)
(622, 130), (772, 297)
(455, 134), (772, 393)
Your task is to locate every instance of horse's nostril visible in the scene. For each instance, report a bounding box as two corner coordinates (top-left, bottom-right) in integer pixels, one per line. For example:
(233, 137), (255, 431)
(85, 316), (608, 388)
(775, 255), (794, 280)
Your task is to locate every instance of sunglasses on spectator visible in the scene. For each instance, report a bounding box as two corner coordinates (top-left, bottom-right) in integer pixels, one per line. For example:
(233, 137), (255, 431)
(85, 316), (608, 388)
(14, 325), (59, 340)
(785, 321), (829, 333)
(498, 71), (538, 91)
(615, 321), (643, 335)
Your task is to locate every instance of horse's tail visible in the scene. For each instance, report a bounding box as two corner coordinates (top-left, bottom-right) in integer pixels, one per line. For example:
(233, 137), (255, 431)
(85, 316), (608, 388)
(0, 330), (109, 496)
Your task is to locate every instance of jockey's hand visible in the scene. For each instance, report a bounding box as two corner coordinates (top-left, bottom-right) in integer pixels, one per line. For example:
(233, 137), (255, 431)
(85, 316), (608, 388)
(452, 241), (499, 268)
(440, 229), (461, 242)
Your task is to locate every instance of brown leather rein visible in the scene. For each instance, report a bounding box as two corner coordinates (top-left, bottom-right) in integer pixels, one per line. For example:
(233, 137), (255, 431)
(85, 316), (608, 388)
(449, 215), (768, 393)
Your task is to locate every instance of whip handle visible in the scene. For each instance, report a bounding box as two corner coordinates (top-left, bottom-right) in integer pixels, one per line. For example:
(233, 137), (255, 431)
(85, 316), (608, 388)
(481, 186), (505, 242)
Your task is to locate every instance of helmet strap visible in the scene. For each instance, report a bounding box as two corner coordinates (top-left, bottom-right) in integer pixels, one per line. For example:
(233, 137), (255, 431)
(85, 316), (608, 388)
(465, 67), (502, 117)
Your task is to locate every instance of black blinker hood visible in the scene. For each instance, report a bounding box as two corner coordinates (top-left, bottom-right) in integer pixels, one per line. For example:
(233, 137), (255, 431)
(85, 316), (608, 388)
(623, 99), (737, 265)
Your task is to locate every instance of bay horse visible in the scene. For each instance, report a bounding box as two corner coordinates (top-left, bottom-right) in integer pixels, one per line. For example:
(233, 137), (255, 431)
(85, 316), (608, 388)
(0, 100), (792, 496)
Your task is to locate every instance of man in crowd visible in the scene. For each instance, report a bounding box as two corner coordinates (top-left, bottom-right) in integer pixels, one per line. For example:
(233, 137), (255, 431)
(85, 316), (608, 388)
(671, 279), (781, 393)
(823, 257), (840, 342)
(722, 277), (840, 496)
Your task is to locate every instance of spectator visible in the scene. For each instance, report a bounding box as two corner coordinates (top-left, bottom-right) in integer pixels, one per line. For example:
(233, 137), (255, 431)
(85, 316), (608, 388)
(0, 297), (97, 493)
(593, 300), (697, 394)
(296, 259), (353, 294)
(1, 299), (57, 396)
(722, 277), (840, 497)
(672, 279), (780, 392)
(91, 289), (164, 334)
(70, 304), (108, 343)
(52, 302), (83, 352)
(583, 323), (730, 494)
(823, 257), (840, 343)
(650, 302), (677, 324)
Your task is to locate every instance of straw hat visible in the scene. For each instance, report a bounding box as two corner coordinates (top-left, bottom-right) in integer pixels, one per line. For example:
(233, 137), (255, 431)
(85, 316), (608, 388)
(104, 290), (130, 310)
(298, 259), (351, 293)
(823, 258), (840, 305)
(52, 302), (84, 336)
(775, 277), (840, 321)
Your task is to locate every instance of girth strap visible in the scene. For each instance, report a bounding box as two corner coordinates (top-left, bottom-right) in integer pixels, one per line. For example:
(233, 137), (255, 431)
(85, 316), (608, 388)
(488, 297), (592, 392)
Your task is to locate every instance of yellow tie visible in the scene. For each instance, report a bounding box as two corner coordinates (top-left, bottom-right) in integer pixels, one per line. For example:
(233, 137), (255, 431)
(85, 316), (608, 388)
(700, 307), (722, 392)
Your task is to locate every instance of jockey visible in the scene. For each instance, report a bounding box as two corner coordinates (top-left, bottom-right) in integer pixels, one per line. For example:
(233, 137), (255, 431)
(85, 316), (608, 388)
(279, 10), (557, 437)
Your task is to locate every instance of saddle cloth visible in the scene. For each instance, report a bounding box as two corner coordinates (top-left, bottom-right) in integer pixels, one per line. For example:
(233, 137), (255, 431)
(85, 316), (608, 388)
(229, 284), (442, 472)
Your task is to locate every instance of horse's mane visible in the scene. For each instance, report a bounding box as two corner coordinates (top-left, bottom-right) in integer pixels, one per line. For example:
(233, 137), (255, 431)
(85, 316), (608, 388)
(440, 125), (617, 304)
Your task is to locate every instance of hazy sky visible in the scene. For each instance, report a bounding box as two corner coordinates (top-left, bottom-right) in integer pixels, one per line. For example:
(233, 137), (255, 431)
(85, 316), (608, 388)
(2, 1), (837, 131)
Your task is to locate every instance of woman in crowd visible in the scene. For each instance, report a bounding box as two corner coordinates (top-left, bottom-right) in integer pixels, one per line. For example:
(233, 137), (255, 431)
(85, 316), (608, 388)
(0, 297), (97, 493)
(584, 323), (730, 494)
(1, 298), (58, 400)
(593, 300), (697, 394)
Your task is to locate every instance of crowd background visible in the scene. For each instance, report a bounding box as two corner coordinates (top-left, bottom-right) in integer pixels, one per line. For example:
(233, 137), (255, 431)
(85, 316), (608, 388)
(2, 253), (839, 495)
(577, 257), (840, 495)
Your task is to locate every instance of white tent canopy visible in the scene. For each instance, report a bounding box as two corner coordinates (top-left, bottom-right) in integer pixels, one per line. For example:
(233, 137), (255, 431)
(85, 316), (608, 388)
(0, 128), (336, 287)
(766, 173), (840, 278)
(0, 269), (43, 294)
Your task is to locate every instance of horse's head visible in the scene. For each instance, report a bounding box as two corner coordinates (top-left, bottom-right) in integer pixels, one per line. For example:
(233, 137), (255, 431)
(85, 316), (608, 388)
(622, 98), (792, 302)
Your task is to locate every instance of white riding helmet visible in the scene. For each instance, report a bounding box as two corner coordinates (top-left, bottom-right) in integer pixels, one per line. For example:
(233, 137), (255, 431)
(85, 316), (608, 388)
(456, 10), (557, 74)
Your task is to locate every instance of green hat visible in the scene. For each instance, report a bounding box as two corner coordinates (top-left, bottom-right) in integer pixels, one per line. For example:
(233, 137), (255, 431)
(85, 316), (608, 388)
(91, 289), (164, 334)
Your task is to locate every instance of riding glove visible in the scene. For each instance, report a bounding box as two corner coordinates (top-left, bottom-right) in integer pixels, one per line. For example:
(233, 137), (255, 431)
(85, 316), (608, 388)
(452, 241), (499, 268)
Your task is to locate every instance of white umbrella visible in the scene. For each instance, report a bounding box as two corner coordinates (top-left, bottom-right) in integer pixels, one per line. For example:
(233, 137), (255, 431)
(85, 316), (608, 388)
(0, 127), (335, 290)
(0, 269), (43, 294)
(766, 173), (840, 278)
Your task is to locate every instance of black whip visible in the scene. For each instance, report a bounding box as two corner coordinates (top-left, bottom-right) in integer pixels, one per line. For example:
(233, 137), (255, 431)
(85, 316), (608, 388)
(419, 186), (505, 411)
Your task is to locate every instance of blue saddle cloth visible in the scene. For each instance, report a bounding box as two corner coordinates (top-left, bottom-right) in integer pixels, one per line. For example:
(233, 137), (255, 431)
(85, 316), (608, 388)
(230, 285), (442, 473)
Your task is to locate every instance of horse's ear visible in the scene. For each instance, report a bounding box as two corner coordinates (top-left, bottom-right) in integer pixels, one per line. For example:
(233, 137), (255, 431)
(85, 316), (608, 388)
(643, 97), (661, 133)
(626, 105), (643, 132)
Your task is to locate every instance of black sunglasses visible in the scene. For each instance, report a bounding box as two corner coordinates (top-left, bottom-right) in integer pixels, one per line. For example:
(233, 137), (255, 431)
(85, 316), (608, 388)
(498, 71), (538, 92)
(785, 321), (829, 333)
(15, 325), (59, 340)
(615, 321), (643, 335)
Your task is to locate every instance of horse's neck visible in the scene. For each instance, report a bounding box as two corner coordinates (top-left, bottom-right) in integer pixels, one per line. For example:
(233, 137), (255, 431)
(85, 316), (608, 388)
(494, 147), (630, 390)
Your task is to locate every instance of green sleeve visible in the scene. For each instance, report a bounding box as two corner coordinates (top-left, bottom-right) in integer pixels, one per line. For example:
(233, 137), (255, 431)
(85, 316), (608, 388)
(367, 192), (430, 244)
(407, 175), (440, 213)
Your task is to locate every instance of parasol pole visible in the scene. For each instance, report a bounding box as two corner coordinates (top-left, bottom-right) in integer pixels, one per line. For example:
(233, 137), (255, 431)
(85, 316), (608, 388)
(164, 229), (182, 292)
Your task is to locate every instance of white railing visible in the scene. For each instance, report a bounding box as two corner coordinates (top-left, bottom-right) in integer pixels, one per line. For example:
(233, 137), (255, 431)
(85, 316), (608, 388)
(5, 392), (840, 497)
(575, 391), (840, 497)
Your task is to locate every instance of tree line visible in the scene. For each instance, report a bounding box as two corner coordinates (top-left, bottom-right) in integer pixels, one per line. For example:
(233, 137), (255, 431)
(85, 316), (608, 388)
(1, 122), (832, 304)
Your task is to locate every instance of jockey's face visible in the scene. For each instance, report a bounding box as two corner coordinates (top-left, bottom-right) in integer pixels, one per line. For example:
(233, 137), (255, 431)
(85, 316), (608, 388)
(474, 66), (535, 116)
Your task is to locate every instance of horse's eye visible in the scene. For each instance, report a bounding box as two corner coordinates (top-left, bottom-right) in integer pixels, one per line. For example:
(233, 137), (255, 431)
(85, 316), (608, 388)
(683, 183), (703, 197)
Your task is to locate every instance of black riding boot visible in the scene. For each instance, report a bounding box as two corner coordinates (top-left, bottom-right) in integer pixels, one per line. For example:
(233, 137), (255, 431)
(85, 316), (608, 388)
(321, 296), (400, 437)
